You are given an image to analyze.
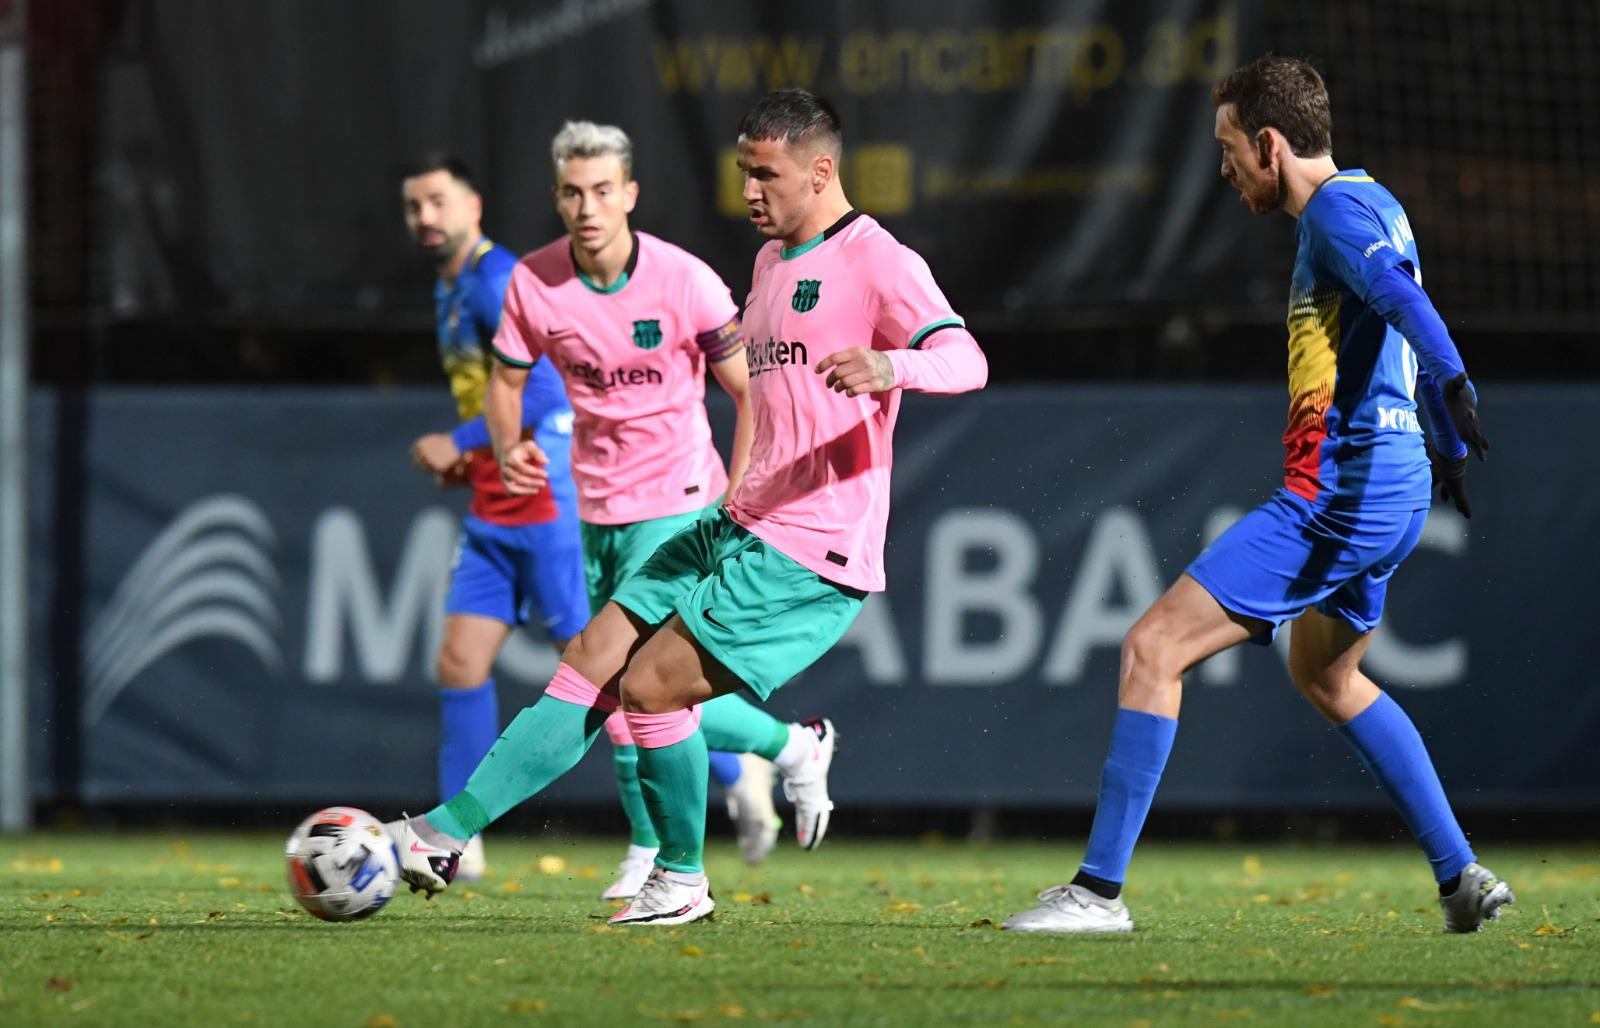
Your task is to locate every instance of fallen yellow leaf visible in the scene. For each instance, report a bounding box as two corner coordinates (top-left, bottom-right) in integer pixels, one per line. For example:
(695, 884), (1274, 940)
(505, 1000), (546, 1013)
(365, 1016), (396, 1028)
(1242, 855), (1263, 876)
(14, 857), (63, 874)
(537, 855), (566, 875)
(679, 945), (701, 957)
(498, 881), (523, 892)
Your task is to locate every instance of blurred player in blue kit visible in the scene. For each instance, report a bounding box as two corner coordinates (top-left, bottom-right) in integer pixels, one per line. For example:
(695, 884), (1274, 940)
(402, 154), (589, 881)
(1006, 57), (1513, 935)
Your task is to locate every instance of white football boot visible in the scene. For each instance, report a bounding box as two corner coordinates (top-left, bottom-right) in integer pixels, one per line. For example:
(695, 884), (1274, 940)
(607, 867), (715, 926)
(1002, 883), (1134, 933)
(601, 844), (659, 900)
(388, 815), (460, 898)
(1440, 862), (1515, 933)
(725, 753), (781, 864)
(778, 718), (836, 851)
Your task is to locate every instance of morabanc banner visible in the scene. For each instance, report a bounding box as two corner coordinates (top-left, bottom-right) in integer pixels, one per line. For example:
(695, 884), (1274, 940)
(25, 385), (1600, 810)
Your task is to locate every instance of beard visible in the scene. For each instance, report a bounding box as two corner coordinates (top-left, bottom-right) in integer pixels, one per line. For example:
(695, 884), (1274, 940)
(1241, 166), (1286, 214)
(417, 229), (462, 265)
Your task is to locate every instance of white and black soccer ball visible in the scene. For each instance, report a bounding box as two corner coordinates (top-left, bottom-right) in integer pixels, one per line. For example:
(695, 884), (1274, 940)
(284, 806), (400, 922)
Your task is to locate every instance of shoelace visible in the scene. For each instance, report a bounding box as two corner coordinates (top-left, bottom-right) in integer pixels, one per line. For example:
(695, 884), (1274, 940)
(1035, 884), (1089, 907)
(630, 869), (675, 911)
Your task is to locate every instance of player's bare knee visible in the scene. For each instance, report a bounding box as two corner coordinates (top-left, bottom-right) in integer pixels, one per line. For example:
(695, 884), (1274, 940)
(618, 661), (675, 715)
(1291, 669), (1346, 718)
(1120, 619), (1174, 686)
(435, 645), (487, 688)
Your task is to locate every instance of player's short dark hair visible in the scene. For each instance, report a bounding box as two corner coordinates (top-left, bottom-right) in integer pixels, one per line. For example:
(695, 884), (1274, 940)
(737, 88), (842, 156)
(1212, 56), (1332, 158)
(401, 153), (478, 192)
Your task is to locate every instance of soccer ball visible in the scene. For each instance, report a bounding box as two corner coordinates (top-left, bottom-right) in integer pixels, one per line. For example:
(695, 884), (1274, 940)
(284, 806), (400, 921)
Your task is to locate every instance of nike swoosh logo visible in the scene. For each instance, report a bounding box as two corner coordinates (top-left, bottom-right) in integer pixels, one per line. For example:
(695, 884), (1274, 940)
(702, 608), (731, 631)
(409, 842), (436, 854)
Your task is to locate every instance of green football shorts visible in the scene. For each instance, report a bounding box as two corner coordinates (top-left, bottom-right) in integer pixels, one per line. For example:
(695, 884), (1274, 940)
(581, 503), (720, 616)
(609, 509), (866, 698)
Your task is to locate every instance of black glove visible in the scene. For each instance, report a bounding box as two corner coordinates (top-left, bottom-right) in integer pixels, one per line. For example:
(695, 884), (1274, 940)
(1425, 440), (1473, 518)
(1442, 372), (1489, 460)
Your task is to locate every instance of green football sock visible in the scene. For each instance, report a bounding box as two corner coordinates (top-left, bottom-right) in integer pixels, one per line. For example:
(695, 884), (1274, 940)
(636, 729), (710, 873)
(700, 693), (789, 760)
(612, 744), (661, 848)
(426, 695), (609, 840)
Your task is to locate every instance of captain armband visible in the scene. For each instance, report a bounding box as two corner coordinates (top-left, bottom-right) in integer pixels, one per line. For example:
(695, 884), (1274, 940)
(695, 317), (745, 362)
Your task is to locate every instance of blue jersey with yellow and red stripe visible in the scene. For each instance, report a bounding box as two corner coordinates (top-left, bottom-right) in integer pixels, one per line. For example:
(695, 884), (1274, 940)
(1283, 170), (1432, 512)
(436, 238), (573, 525)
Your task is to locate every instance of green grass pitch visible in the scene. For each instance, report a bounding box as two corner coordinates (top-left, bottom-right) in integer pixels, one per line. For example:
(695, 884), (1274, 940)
(2, 832), (1596, 1025)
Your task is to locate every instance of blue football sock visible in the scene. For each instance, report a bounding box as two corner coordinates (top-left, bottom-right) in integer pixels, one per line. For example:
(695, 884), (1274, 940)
(1079, 708), (1178, 886)
(708, 750), (742, 788)
(438, 679), (499, 801)
(1338, 691), (1475, 882)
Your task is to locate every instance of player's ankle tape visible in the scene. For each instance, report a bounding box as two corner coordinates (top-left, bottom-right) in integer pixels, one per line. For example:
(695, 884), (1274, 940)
(623, 705), (703, 749)
(545, 663), (618, 712)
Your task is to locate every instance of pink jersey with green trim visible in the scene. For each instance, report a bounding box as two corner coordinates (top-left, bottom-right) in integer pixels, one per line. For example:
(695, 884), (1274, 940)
(493, 232), (739, 526)
(727, 212), (963, 592)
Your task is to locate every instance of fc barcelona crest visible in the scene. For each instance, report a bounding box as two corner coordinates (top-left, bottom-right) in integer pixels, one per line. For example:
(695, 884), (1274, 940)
(791, 279), (821, 313)
(631, 319), (663, 350)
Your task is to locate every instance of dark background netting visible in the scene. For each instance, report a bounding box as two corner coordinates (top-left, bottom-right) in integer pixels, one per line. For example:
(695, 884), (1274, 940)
(23, 0), (1599, 385)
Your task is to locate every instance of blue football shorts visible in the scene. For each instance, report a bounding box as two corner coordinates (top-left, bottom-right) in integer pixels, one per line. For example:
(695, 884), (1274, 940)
(1185, 488), (1428, 641)
(445, 513), (589, 640)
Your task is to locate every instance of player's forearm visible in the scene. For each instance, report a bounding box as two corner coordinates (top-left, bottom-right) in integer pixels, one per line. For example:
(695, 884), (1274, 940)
(725, 394), (755, 497)
(884, 328), (988, 395)
(486, 364), (529, 463)
(1367, 265), (1467, 385)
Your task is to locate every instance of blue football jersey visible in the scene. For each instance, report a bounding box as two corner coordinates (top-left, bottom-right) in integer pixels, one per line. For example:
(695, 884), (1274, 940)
(1284, 170), (1432, 511)
(435, 238), (574, 524)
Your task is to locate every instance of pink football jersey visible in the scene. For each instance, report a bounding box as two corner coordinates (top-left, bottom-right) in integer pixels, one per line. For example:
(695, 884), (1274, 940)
(494, 232), (739, 525)
(726, 212), (965, 592)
